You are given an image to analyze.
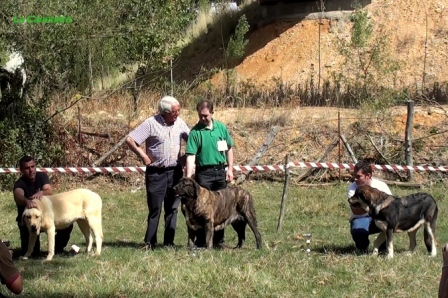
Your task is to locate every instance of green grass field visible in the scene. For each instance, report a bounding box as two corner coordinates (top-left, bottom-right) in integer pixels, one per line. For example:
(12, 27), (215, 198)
(0, 181), (446, 297)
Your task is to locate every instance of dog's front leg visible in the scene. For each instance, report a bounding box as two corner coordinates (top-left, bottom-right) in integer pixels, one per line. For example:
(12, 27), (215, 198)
(372, 232), (386, 256)
(187, 227), (196, 248)
(45, 226), (56, 261)
(385, 228), (394, 259)
(205, 221), (214, 249)
(22, 232), (38, 260)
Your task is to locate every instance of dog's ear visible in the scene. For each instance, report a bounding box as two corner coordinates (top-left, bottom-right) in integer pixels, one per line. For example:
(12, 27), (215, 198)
(192, 179), (201, 198)
(20, 211), (27, 226)
(354, 187), (366, 202)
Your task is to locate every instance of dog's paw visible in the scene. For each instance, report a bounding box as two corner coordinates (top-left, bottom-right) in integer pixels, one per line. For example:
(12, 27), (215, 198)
(20, 256), (28, 260)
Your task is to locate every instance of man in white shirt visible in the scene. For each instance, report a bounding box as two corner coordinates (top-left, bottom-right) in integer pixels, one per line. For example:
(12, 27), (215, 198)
(347, 159), (392, 252)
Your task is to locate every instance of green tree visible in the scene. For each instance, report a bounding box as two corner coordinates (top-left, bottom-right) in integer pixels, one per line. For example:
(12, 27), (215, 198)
(0, 0), (196, 189)
(336, 4), (399, 108)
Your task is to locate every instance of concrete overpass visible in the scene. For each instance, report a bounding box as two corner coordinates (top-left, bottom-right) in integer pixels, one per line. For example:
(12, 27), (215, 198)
(258, 0), (371, 26)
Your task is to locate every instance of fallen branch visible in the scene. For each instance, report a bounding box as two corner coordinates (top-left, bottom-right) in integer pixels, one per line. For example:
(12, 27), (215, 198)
(81, 131), (110, 138)
(236, 126), (279, 185)
(92, 134), (128, 166)
(367, 135), (406, 182)
(294, 138), (339, 183)
(340, 134), (357, 163)
(382, 179), (423, 188)
(291, 182), (341, 187)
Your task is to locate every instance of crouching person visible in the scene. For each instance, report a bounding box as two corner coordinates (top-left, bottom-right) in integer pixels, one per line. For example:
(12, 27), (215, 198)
(0, 242), (23, 295)
(13, 156), (73, 257)
(347, 159), (391, 253)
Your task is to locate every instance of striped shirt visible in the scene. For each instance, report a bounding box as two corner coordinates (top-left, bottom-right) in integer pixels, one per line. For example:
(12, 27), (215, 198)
(128, 114), (189, 167)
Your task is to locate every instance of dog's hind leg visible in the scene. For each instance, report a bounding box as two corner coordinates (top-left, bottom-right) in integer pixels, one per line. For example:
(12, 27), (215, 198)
(407, 230), (417, 252)
(231, 220), (246, 248)
(385, 229), (394, 259)
(424, 222), (437, 257)
(242, 211), (262, 249)
(87, 216), (103, 256)
(77, 219), (93, 254)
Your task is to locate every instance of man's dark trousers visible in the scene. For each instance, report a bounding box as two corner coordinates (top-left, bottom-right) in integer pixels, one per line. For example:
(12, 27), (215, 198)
(144, 166), (182, 246)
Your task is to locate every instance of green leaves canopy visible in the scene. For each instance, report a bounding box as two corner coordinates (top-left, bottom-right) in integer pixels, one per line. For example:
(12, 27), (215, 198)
(0, 0), (196, 95)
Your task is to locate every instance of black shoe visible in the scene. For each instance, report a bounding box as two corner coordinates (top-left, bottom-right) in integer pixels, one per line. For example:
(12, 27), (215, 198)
(141, 243), (156, 251)
(213, 242), (226, 249)
(355, 248), (368, 255)
(194, 241), (205, 248)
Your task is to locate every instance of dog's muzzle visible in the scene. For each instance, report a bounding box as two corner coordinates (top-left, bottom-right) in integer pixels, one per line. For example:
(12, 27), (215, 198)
(348, 198), (361, 208)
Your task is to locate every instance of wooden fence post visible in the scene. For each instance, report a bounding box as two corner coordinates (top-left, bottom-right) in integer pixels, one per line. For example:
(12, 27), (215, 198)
(338, 111), (341, 180)
(405, 100), (414, 181)
(277, 154), (290, 233)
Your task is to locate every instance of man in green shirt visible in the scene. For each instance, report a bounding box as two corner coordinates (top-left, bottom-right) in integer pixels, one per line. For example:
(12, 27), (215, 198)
(185, 100), (234, 248)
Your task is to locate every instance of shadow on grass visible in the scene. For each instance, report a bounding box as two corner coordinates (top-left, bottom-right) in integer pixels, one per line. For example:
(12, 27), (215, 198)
(314, 244), (357, 255)
(102, 241), (187, 251)
(314, 244), (412, 256)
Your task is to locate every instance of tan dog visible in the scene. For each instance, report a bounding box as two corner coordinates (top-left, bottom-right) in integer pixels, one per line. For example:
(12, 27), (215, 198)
(21, 188), (103, 261)
(348, 185), (438, 259)
(173, 177), (262, 249)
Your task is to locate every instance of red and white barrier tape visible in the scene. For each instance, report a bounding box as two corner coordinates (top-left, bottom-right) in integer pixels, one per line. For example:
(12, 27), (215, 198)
(0, 162), (446, 174)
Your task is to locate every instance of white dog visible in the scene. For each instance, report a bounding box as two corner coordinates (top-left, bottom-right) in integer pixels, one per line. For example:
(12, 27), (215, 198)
(21, 188), (103, 261)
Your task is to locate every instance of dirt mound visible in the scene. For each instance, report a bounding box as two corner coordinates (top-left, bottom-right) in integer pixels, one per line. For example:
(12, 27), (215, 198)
(211, 0), (448, 89)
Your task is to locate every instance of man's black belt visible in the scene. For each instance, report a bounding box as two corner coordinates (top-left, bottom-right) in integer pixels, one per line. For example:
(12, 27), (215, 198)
(146, 165), (177, 173)
(196, 164), (226, 171)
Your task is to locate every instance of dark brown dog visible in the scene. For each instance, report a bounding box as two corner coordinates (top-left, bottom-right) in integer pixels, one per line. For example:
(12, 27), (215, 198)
(173, 177), (262, 249)
(348, 185), (438, 259)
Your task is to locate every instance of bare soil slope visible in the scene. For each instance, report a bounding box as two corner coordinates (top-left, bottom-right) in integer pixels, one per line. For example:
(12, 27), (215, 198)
(210, 0), (448, 89)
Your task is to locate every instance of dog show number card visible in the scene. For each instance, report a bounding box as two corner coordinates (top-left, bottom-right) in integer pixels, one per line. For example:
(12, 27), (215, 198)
(217, 140), (228, 151)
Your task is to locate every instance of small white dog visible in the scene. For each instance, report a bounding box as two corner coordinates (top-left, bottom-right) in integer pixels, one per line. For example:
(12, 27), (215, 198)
(21, 188), (103, 261)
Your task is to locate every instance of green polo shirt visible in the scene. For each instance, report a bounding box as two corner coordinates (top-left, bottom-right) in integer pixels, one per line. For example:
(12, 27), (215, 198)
(186, 119), (234, 166)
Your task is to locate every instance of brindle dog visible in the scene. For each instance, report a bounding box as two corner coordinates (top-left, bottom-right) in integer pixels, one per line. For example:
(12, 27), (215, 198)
(173, 177), (262, 249)
(348, 185), (438, 259)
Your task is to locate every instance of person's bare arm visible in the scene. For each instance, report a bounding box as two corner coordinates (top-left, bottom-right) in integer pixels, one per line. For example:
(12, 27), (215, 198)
(126, 136), (151, 165)
(6, 274), (23, 295)
(439, 244), (448, 298)
(226, 147), (234, 182)
(185, 155), (196, 178)
(13, 188), (35, 209)
(29, 183), (52, 200)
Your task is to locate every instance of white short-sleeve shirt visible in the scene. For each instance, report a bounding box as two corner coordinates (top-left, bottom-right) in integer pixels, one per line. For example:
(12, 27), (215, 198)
(347, 178), (392, 221)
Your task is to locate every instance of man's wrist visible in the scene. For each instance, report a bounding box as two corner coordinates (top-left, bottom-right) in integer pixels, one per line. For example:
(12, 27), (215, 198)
(442, 264), (448, 270)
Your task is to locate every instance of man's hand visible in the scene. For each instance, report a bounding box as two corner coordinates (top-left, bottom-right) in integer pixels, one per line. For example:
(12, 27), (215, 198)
(443, 244), (448, 267)
(226, 169), (234, 182)
(25, 199), (37, 209)
(30, 190), (43, 200)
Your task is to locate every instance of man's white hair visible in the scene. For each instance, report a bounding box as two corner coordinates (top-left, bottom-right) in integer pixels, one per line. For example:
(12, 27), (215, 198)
(158, 96), (179, 114)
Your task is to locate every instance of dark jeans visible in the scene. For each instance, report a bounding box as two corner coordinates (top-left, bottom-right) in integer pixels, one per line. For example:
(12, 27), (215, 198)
(350, 216), (384, 250)
(194, 167), (227, 247)
(18, 223), (73, 256)
(144, 166), (182, 246)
